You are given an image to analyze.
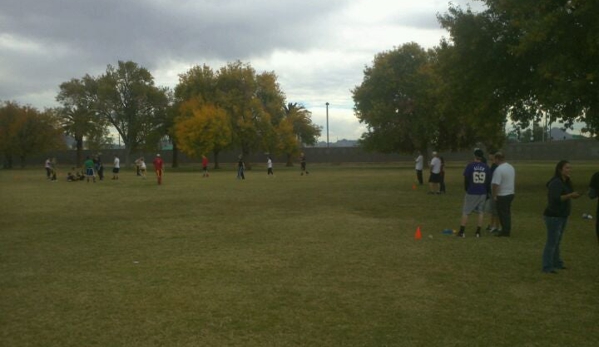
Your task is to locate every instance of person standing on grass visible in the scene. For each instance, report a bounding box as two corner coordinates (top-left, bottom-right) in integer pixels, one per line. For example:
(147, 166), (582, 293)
(153, 154), (164, 185)
(428, 151), (442, 194)
(542, 160), (580, 274)
(202, 155), (209, 177)
(83, 156), (96, 183)
(135, 157), (142, 176)
(589, 170), (599, 244)
(112, 155), (120, 180)
(49, 158), (58, 181)
(491, 151), (515, 237)
(457, 149), (490, 238)
(95, 154), (104, 181)
(415, 151), (424, 185)
(267, 156), (274, 177)
(485, 153), (500, 233)
(139, 158), (147, 179)
(300, 152), (309, 176)
(237, 155), (245, 180)
(45, 158), (52, 179)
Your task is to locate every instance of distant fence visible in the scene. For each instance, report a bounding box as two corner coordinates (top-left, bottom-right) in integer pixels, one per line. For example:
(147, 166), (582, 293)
(7, 139), (599, 168)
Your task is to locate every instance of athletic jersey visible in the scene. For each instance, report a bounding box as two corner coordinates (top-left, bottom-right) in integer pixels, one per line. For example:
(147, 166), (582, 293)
(153, 157), (163, 171)
(202, 157), (208, 168)
(463, 161), (490, 195)
(84, 159), (94, 169)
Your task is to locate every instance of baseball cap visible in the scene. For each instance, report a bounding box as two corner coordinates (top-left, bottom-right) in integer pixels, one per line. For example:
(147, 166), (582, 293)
(156, 154), (161, 157)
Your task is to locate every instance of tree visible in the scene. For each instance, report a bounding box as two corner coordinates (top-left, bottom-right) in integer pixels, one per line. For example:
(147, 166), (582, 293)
(174, 99), (232, 168)
(174, 64), (229, 168)
(352, 43), (440, 154)
(439, 0), (599, 138)
(175, 61), (302, 168)
(281, 103), (321, 166)
(0, 102), (64, 168)
(216, 61), (282, 168)
(95, 61), (169, 164)
(56, 75), (108, 166)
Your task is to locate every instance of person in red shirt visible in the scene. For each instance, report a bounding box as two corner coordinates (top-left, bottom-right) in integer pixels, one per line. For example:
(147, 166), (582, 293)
(153, 154), (164, 185)
(202, 155), (209, 178)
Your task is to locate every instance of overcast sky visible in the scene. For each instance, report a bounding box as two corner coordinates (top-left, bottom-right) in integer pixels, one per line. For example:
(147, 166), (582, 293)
(1, 0), (484, 141)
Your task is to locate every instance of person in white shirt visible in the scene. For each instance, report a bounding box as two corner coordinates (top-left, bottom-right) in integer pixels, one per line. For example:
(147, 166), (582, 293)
(267, 156), (274, 176)
(112, 155), (120, 180)
(428, 151), (442, 194)
(45, 158), (52, 179)
(415, 151), (424, 185)
(139, 158), (147, 179)
(491, 151), (515, 237)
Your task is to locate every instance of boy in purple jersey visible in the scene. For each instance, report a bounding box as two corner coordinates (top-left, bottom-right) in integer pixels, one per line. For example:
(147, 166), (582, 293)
(457, 149), (490, 238)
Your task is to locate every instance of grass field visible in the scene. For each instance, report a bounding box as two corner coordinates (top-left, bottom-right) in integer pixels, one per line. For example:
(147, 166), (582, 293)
(1, 161), (598, 347)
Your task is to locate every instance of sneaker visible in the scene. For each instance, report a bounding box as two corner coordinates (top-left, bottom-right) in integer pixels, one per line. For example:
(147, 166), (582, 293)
(485, 225), (492, 231)
(476, 231), (481, 238)
(456, 231), (465, 238)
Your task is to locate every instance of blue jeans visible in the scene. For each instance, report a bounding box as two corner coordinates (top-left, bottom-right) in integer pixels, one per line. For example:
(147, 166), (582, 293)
(542, 216), (567, 272)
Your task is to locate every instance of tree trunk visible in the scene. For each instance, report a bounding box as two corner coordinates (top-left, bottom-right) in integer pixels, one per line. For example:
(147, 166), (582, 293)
(242, 145), (251, 170)
(75, 135), (83, 167)
(3, 155), (13, 169)
(20, 155), (26, 169)
(171, 141), (179, 168)
(213, 150), (220, 169)
(286, 153), (294, 167)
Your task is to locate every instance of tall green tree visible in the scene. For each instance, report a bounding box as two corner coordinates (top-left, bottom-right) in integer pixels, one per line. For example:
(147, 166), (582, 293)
(352, 43), (440, 154)
(439, 0), (599, 137)
(281, 103), (321, 166)
(95, 61), (169, 164)
(215, 61), (283, 168)
(56, 75), (108, 166)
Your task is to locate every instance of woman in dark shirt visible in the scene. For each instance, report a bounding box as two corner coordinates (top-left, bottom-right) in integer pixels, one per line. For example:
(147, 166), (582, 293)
(542, 160), (581, 274)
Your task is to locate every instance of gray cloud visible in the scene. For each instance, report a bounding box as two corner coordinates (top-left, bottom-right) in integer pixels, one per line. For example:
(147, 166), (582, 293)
(1, 0), (484, 138)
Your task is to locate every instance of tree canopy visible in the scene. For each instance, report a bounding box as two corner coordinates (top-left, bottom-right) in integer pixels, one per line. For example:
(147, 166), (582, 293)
(174, 61), (321, 167)
(0, 101), (65, 168)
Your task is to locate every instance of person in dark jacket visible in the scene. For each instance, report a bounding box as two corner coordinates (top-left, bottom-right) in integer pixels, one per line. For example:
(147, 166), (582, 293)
(542, 160), (580, 274)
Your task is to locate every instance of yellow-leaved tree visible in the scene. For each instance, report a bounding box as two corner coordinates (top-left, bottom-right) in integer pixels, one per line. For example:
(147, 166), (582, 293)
(174, 99), (232, 168)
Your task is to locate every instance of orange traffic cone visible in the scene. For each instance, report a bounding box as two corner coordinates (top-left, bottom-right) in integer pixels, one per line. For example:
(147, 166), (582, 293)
(414, 226), (422, 240)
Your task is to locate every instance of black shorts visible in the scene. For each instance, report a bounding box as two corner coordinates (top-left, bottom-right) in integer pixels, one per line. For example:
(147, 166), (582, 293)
(429, 172), (441, 183)
(112, 168), (120, 174)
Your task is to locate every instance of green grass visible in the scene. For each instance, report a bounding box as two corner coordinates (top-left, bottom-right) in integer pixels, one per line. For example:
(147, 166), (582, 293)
(1, 162), (598, 346)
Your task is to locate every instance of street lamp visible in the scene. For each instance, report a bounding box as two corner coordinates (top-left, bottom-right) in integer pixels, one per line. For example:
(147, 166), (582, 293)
(326, 102), (329, 147)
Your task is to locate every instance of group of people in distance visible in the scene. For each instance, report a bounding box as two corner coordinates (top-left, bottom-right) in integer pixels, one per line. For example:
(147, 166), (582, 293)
(51, 152), (309, 183)
(416, 148), (599, 274)
(236, 152), (309, 180)
(57, 153), (164, 185)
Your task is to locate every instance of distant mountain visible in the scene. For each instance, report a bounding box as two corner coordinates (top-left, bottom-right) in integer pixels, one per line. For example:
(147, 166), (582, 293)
(549, 127), (573, 141)
(314, 139), (359, 147)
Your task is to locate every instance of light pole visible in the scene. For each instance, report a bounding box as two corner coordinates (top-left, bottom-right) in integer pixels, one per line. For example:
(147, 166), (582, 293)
(326, 102), (329, 147)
